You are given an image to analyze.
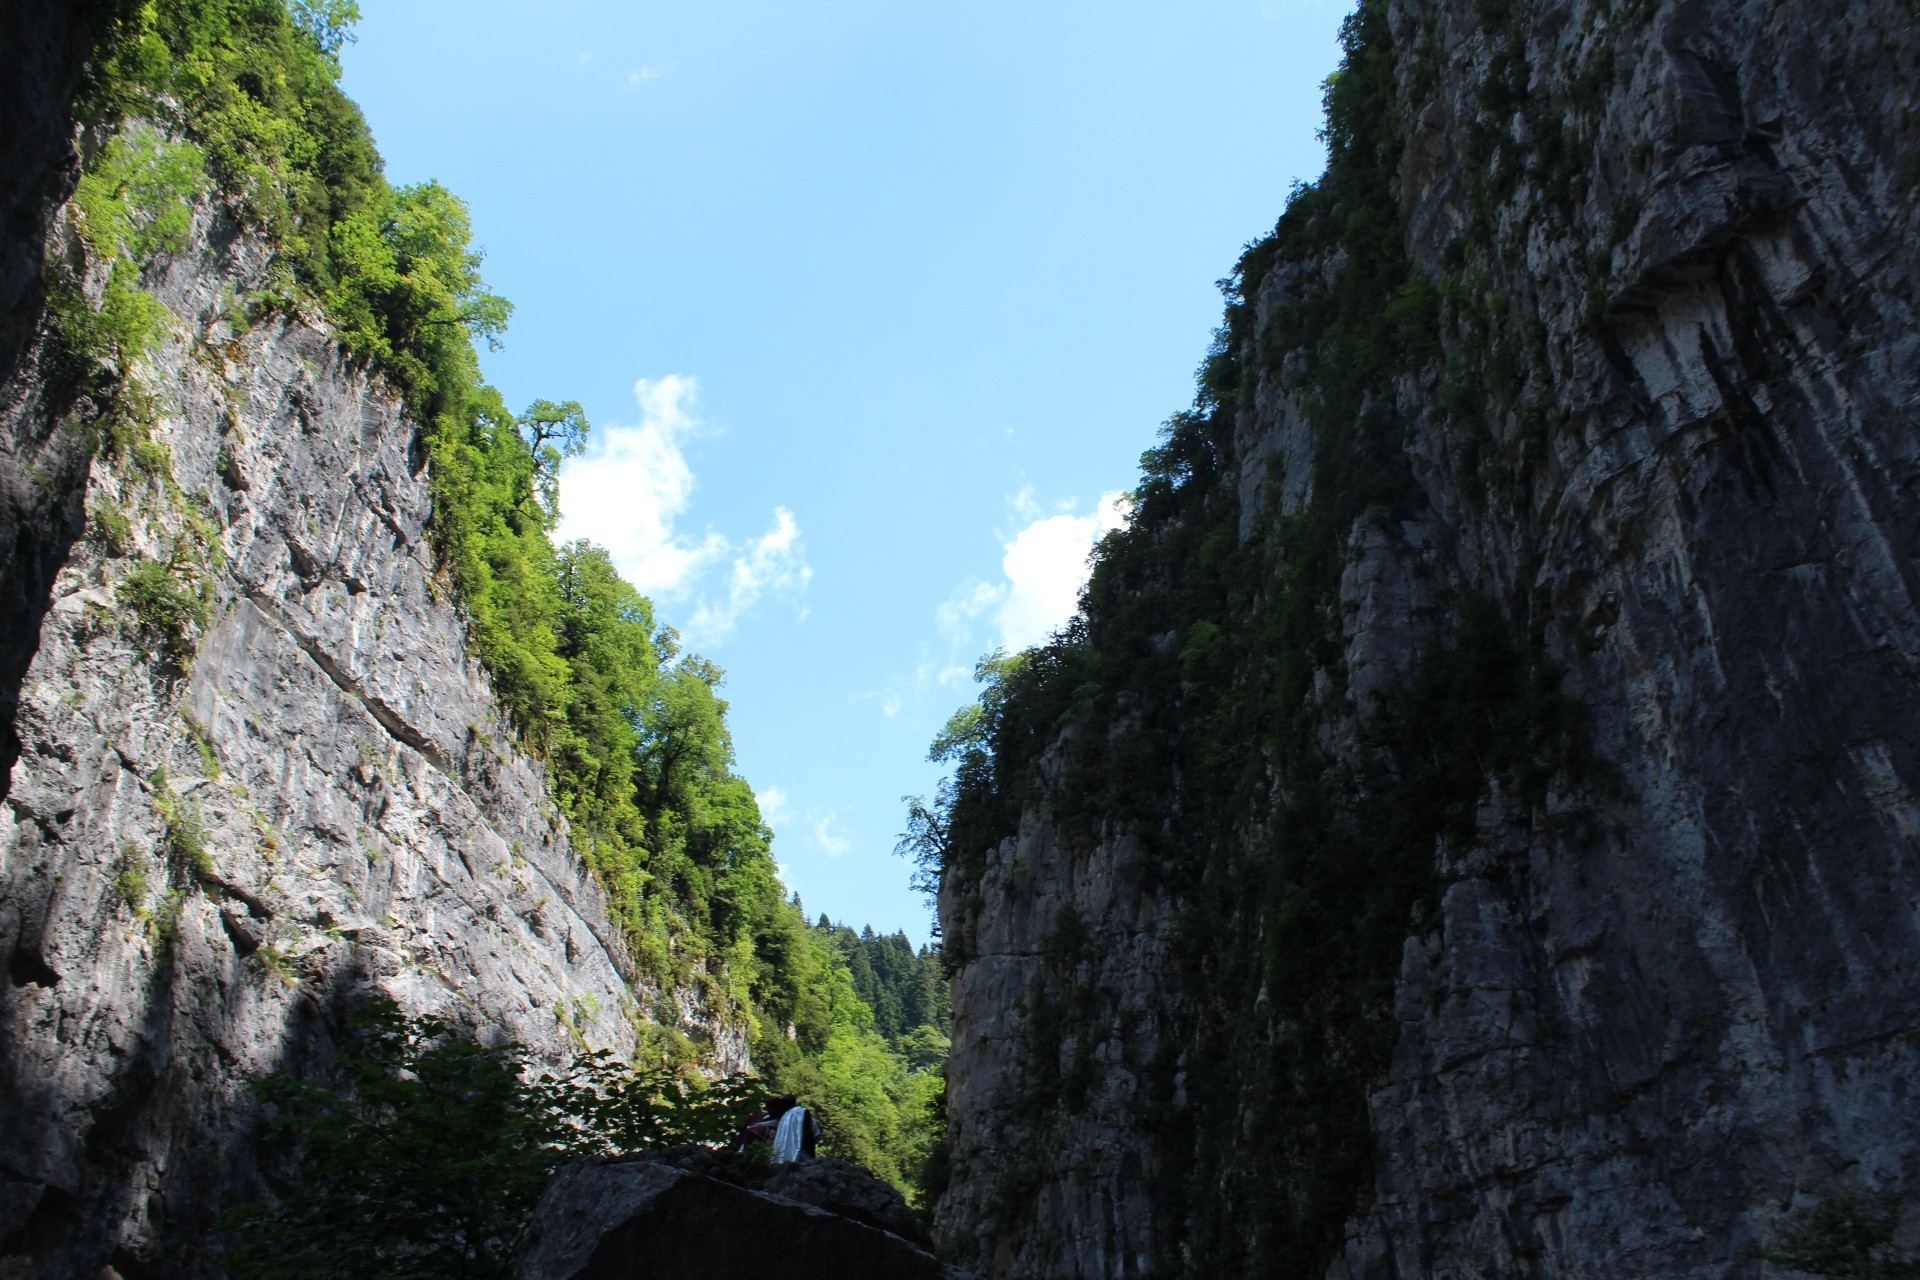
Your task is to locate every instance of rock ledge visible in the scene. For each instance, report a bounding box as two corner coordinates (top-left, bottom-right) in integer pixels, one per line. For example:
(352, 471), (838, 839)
(516, 1148), (975, 1280)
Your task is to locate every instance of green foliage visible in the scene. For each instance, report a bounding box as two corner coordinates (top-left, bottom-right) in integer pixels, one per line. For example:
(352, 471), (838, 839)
(807, 918), (952, 1207)
(121, 557), (213, 666)
(89, 497), (135, 554)
(1757, 1194), (1920, 1280)
(81, 0), (943, 1220)
(111, 842), (152, 916)
(46, 129), (205, 372)
(819, 920), (950, 1046)
(222, 996), (764, 1280)
(150, 767), (214, 882)
(288, 0), (360, 56)
(520, 399), (590, 520)
(83, 0), (383, 301)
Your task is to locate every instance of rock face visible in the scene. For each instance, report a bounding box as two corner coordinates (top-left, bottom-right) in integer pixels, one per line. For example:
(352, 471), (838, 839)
(518, 1150), (973, 1280)
(937, 0), (1920, 1276)
(0, 24), (744, 1278)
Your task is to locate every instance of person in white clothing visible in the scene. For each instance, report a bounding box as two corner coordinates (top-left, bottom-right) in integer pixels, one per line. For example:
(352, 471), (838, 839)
(766, 1095), (819, 1164)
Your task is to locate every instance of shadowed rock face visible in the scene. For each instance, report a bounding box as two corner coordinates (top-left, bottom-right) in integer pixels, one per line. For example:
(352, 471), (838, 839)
(0, 0), (97, 804)
(936, 0), (1920, 1276)
(517, 1150), (975, 1280)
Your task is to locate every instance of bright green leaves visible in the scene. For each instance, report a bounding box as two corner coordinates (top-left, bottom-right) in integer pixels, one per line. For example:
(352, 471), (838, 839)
(53, 131), (206, 371)
(325, 182), (511, 419)
(86, 0), (383, 284)
(73, 132), (205, 263)
(289, 0), (360, 57)
(121, 558), (214, 668)
(520, 399), (590, 521)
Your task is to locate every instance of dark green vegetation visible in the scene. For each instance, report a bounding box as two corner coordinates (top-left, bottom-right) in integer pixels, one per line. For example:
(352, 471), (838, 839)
(918, 1), (1588, 1274)
(63, 0), (944, 1217)
(222, 998), (761, 1280)
(819, 919), (952, 1062)
(1755, 1194), (1920, 1280)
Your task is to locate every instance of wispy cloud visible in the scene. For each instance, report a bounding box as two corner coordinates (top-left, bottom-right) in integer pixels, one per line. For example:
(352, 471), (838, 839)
(557, 375), (717, 593)
(810, 808), (852, 859)
(686, 506), (811, 644)
(868, 490), (1129, 726)
(625, 61), (675, 89)
(556, 376), (810, 645)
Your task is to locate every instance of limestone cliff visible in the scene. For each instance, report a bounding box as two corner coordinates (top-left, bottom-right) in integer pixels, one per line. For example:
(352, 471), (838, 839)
(936, 0), (1920, 1276)
(0, 13), (741, 1277)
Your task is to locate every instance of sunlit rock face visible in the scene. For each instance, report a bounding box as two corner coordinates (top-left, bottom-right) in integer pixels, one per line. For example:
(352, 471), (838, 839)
(0, 9), (743, 1275)
(937, 0), (1920, 1276)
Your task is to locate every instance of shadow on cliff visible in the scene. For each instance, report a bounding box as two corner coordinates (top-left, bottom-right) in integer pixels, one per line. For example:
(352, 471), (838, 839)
(2, 930), (394, 1279)
(0, 0), (101, 814)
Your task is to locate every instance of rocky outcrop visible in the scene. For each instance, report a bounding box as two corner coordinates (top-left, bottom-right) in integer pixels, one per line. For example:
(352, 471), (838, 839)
(518, 1150), (972, 1280)
(938, 0), (1920, 1276)
(0, 54), (744, 1280)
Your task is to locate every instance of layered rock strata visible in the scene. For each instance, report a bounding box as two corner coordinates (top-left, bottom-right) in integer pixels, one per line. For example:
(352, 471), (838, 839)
(938, 0), (1920, 1276)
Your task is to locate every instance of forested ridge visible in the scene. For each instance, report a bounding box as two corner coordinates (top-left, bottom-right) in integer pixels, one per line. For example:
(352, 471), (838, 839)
(53, 0), (945, 1224)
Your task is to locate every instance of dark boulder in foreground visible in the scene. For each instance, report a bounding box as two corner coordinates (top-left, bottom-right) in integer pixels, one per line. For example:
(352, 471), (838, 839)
(516, 1147), (976, 1280)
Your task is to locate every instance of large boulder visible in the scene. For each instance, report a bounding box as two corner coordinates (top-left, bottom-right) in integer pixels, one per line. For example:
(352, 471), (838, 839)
(516, 1148), (976, 1280)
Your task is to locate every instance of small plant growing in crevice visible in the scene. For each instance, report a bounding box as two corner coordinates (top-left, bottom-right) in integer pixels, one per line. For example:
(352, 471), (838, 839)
(182, 710), (221, 778)
(121, 554), (213, 667)
(111, 841), (152, 918)
(89, 498), (135, 555)
(151, 767), (215, 883)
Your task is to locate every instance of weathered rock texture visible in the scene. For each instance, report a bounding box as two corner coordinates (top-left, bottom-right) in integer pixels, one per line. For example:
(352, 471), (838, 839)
(518, 1150), (974, 1280)
(0, 28), (744, 1278)
(938, 0), (1920, 1276)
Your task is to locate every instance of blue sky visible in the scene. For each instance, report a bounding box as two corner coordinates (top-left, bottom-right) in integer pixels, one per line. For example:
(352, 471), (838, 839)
(340, 1), (1348, 946)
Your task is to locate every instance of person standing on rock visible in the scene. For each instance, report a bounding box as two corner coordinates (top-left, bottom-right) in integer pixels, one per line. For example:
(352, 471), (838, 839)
(767, 1094), (819, 1163)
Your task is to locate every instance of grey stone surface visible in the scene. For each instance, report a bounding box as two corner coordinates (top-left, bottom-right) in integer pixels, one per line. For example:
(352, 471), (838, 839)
(0, 151), (745, 1279)
(938, 0), (1920, 1276)
(517, 1151), (972, 1280)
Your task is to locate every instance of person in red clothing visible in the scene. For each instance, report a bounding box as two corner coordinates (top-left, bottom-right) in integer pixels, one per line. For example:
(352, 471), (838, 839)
(729, 1103), (775, 1153)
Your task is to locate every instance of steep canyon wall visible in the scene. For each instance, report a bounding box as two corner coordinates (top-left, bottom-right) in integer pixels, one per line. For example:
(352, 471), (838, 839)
(937, 0), (1920, 1276)
(0, 13), (740, 1277)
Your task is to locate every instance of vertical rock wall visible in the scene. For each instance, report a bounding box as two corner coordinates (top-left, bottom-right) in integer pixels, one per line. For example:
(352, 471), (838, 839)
(0, 66), (744, 1280)
(937, 0), (1920, 1276)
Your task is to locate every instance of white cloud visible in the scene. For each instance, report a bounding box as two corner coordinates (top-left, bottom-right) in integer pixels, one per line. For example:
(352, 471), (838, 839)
(756, 785), (790, 827)
(685, 506), (811, 644)
(993, 492), (1130, 651)
(626, 62), (675, 89)
(810, 809), (852, 859)
(938, 579), (1003, 644)
(557, 375), (717, 593)
(557, 376), (810, 646)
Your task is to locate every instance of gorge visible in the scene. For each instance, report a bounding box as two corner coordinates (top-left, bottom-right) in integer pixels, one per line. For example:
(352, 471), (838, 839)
(4, 0), (1920, 1278)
